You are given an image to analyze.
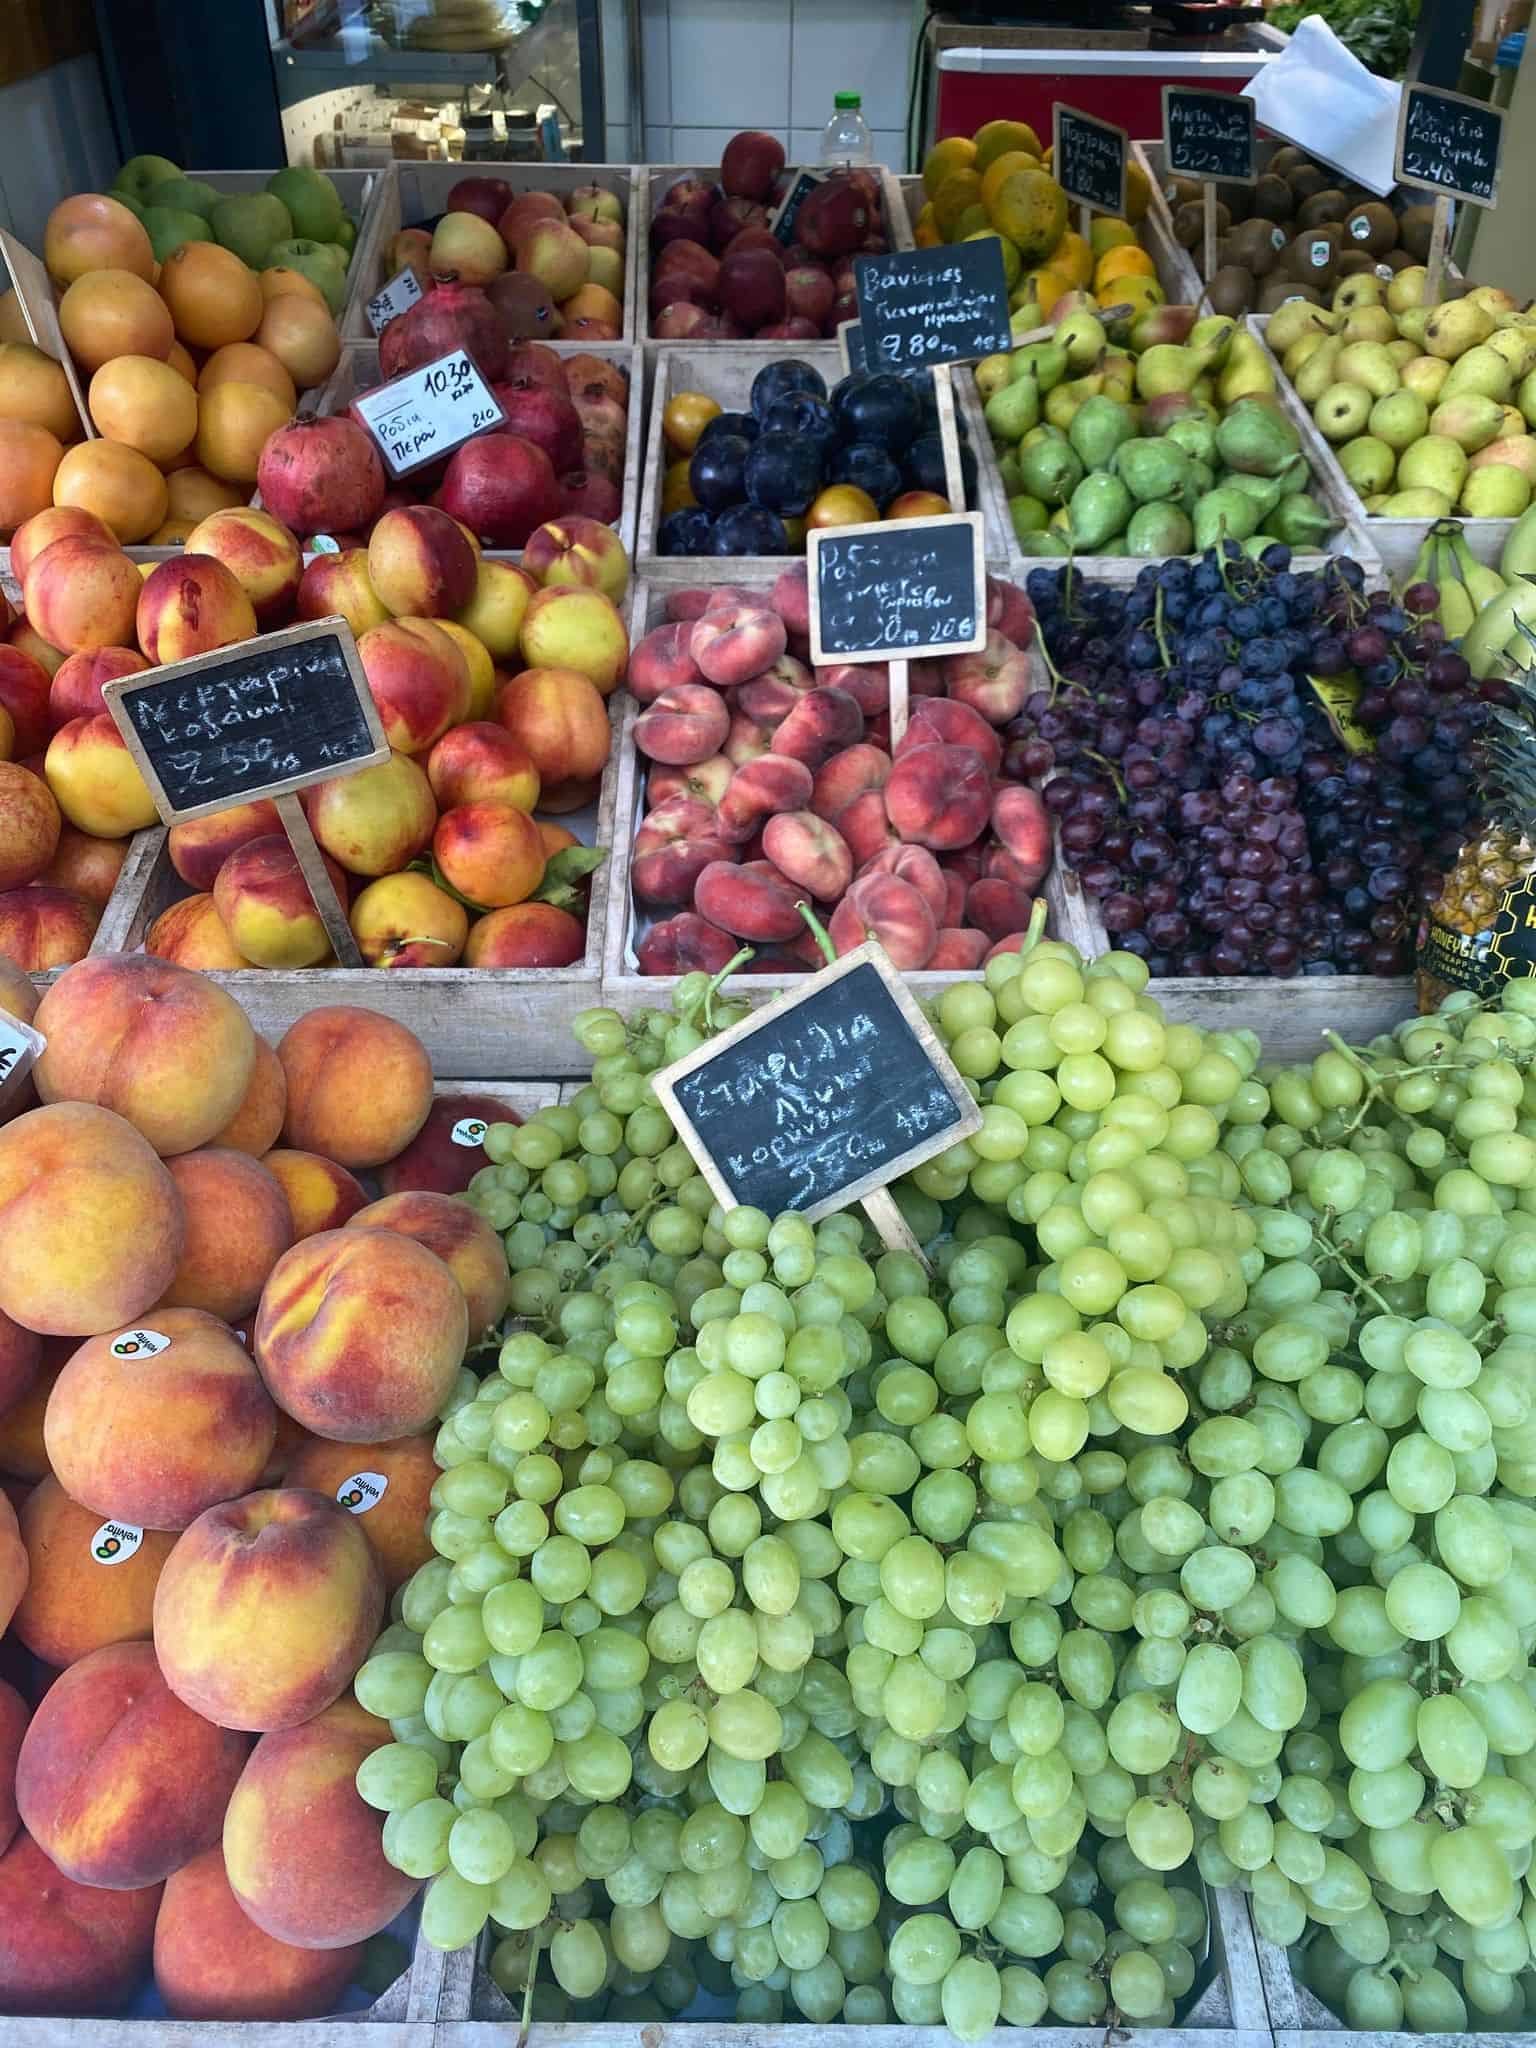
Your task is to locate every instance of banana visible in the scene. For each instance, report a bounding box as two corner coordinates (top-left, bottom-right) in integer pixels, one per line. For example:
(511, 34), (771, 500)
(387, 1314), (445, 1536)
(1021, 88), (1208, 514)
(1447, 527), (1509, 611)
(1434, 532), (1477, 639)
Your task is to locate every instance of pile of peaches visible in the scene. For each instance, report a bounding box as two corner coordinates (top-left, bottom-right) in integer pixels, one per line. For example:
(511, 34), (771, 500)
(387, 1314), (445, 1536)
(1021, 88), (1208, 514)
(0, 491), (628, 973)
(626, 570), (1054, 975)
(0, 191), (345, 548)
(0, 956), (513, 2020)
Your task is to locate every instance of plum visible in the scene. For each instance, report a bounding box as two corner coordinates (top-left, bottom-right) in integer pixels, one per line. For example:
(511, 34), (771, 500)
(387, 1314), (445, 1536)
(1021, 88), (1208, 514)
(711, 506), (788, 554)
(751, 359), (828, 420)
(745, 433), (822, 517)
(660, 507), (713, 556)
(688, 434), (752, 514)
(829, 441), (901, 510)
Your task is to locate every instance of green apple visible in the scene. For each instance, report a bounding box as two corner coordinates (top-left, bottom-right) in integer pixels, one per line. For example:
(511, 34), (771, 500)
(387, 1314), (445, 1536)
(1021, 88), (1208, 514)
(264, 240), (346, 313)
(140, 207), (213, 263)
(1398, 434), (1469, 498)
(147, 176), (220, 222)
(1337, 434), (1396, 495)
(113, 153), (181, 205)
(267, 167), (343, 243)
(1463, 463), (1532, 517)
(332, 217), (357, 256)
(212, 193), (292, 269)
(1313, 382), (1373, 443)
(1369, 388), (1429, 452)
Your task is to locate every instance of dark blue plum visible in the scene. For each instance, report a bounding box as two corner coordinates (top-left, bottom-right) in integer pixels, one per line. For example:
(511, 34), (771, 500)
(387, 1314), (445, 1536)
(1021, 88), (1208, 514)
(901, 431), (977, 505)
(829, 441), (901, 511)
(750, 359), (827, 421)
(689, 434), (752, 513)
(831, 373), (922, 454)
(745, 432), (822, 516)
(711, 505), (789, 554)
(659, 507), (714, 556)
(698, 411), (759, 448)
(761, 392), (838, 456)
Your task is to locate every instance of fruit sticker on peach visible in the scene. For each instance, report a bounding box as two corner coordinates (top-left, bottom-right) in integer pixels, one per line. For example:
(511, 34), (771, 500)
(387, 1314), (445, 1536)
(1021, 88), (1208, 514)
(0, 1004), (43, 1103)
(451, 1117), (490, 1148)
(366, 264), (424, 336)
(91, 1520), (144, 1565)
(354, 349), (505, 480)
(109, 1328), (172, 1359)
(336, 1472), (388, 1514)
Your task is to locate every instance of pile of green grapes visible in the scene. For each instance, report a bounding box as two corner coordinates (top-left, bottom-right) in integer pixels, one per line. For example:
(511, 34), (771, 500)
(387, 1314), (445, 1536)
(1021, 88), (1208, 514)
(349, 944), (1536, 2038)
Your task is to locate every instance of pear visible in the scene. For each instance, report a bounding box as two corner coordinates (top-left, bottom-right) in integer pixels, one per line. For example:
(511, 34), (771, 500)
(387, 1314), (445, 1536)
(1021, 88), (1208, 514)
(1126, 503), (1195, 556)
(1398, 435), (1469, 498)
(1338, 434), (1396, 495)
(1009, 495), (1049, 542)
(1267, 299), (1337, 356)
(1166, 411), (1219, 466)
(1334, 274), (1385, 311)
(998, 448), (1024, 494)
(1214, 399), (1301, 477)
(1519, 369), (1536, 430)
(1193, 484), (1262, 550)
(1192, 374), (1217, 405)
(1055, 309), (1107, 373)
(1462, 463), (1532, 518)
(1502, 404), (1528, 440)
(1098, 353), (1136, 405)
(1018, 436), (1084, 505)
(1068, 394), (1136, 470)
(1383, 486), (1454, 516)
(1217, 331), (1277, 406)
(1285, 329), (1335, 379)
(1186, 315), (1237, 364)
(1430, 392), (1504, 453)
(1387, 267), (1428, 314)
(1135, 344), (1207, 400)
(1470, 435), (1536, 485)
(1369, 388), (1429, 452)
(1469, 285), (1522, 318)
(1442, 345), (1514, 404)
(983, 372), (1041, 444)
(1364, 492), (1391, 512)
(1129, 305), (1198, 352)
(1066, 472), (1134, 550)
(1014, 340), (1068, 393)
(1397, 307), (1431, 347)
(1385, 339), (1418, 369)
(1272, 494), (1336, 547)
(1116, 437), (1190, 504)
(1293, 338), (1344, 406)
(1402, 355), (1450, 404)
(1339, 305), (1397, 346)
(1496, 309), (1536, 332)
(1488, 327), (1536, 382)
(1141, 392), (1209, 436)
(1425, 299), (1497, 361)
(1009, 303), (1046, 341)
(1335, 341), (1401, 399)
(1044, 372), (1104, 433)
(1313, 382), (1373, 442)
(976, 353), (1013, 400)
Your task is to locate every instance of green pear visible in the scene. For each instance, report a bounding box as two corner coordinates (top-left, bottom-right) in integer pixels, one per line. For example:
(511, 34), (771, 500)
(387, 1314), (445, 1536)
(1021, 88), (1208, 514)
(1055, 310), (1107, 373)
(1165, 413), (1218, 466)
(975, 353), (1012, 400)
(1387, 268), (1429, 314)
(1398, 435), (1469, 498)
(1385, 339), (1418, 369)
(1043, 373), (1103, 433)
(211, 192), (292, 269)
(1284, 330), (1335, 379)
(1009, 494), (1049, 542)
(1443, 345), (1515, 404)
(1068, 395), (1136, 470)
(1462, 464), (1532, 517)
(1488, 327), (1536, 382)
(267, 166), (343, 243)
(1313, 382), (1373, 443)
(1018, 436), (1084, 505)
(140, 207), (213, 263)
(1187, 316), (1237, 365)
(1115, 438), (1190, 505)
(998, 449), (1024, 494)
(1338, 434), (1396, 495)
(1403, 355), (1450, 404)
(147, 176), (220, 221)
(1335, 341), (1401, 399)
(1272, 493), (1336, 547)
(1519, 368), (1536, 430)
(1126, 503), (1194, 556)
(113, 153), (181, 204)
(1397, 309), (1431, 349)
(1009, 304), (1045, 340)
(1424, 299), (1497, 361)
(1215, 400), (1302, 478)
(1293, 339), (1344, 406)
(1384, 486), (1454, 516)
(1368, 388), (1429, 451)
(1067, 473), (1134, 550)
(1217, 331), (1276, 406)
(983, 373), (1040, 444)
(1015, 340), (1068, 392)
(1430, 392), (1504, 453)
(1134, 345), (1206, 401)
(1340, 305), (1397, 346)
(1193, 485), (1262, 550)
(1266, 300), (1337, 356)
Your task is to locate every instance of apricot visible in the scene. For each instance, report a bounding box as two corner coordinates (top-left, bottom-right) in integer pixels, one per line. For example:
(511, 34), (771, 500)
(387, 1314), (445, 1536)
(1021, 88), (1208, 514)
(11, 1475), (175, 1667)
(153, 1488), (384, 1732)
(155, 1845), (364, 2019)
(0, 1828), (160, 2014)
(198, 341), (297, 412)
(277, 1006), (433, 1170)
(198, 381), (291, 487)
(44, 194), (155, 286)
(158, 242), (264, 349)
(212, 1037), (286, 1156)
(52, 438), (167, 543)
(34, 953), (256, 1156)
(255, 294), (340, 392)
(349, 1189), (508, 1343)
(262, 1148), (367, 1239)
(283, 1433), (437, 1592)
(146, 893), (251, 970)
(0, 341), (80, 443)
(158, 1150), (294, 1322)
(0, 420), (63, 537)
(88, 355), (197, 464)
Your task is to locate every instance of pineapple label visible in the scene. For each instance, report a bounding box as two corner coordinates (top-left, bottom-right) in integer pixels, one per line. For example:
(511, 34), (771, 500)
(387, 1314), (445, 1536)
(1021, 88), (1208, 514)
(1307, 673), (1374, 756)
(90, 1520), (144, 1565)
(1419, 876), (1536, 1000)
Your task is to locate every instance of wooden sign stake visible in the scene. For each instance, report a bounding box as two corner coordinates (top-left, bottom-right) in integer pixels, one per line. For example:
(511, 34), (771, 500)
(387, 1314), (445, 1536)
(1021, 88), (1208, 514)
(1202, 185), (1218, 307)
(274, 792), (361, 967)
(861, 1185), (927, 1260)
(1425, 194), (1451, 307)
(932, 363), (966, 510)
(1077, 203), (1091, 244)
(888, 659), (910, 748)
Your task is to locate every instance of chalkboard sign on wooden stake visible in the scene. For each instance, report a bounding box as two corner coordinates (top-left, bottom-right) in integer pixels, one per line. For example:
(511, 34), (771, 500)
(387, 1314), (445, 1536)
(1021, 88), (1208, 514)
(836, 318), (866, 375)
(1052, 105), (1128, 223)
(651, 940), (982, 1251)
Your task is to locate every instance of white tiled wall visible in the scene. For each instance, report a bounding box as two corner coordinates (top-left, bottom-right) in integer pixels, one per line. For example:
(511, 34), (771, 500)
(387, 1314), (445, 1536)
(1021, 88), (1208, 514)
(638, 0), (914, 171)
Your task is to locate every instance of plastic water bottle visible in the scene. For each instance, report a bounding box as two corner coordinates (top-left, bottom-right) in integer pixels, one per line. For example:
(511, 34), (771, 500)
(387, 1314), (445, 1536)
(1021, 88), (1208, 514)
(820, 91), (873, 168)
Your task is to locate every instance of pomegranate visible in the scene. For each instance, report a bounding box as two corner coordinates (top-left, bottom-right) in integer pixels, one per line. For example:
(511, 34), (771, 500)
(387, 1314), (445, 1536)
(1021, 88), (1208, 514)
(502, 341), (567, 393)
(493, 382), (583, 473)
(256, 417), (385, 539)
(378, 278), (508, 384)
(557, 470), (623, 523)
(562, 354), (628, 408)
(441, 433), (560, 549)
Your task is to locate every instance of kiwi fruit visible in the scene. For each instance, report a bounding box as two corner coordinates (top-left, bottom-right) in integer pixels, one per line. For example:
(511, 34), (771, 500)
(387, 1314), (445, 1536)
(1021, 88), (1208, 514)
(1344, 200), (1397, 256)
(1400, 204), (1436, 261)
(1227, 217), (1281, 278)
(1297, 188), (1349, 230)
(1335, 250), (1378, 279)
(1221, 183), (1254, 224)
(1282, 222), (1341, 289)
(1173, 198), (1229, 251)
(1269, 144), (1309, 177)
(1207, 265), (1256, 316)
(1258, 278), (1322, 312)
(1252, 173), (1294, 221)
(1287, 164), (1330, 204)
(1163, 174), (1202, 213)
(1382, 247), (1417, 274)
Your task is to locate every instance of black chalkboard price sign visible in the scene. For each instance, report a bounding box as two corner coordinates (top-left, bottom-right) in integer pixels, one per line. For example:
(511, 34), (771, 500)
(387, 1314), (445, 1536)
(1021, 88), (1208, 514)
(1163, 87), (1256, 185)
(771, 169), (824, 246)
(836, 316), (868, 374)
(651, 943), (982, 1234)
(1395, 81), (1504, 208)
(807, 512), (986, 666)
(852, 241), (1011, 370)
(1052, 105), (1128, 218)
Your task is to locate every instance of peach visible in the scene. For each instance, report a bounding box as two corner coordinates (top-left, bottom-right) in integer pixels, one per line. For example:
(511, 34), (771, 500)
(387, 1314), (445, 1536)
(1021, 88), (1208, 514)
(0, 1306), (39, 1418)
(349, 1189), (508, 1343)
(50, 645), (146, 726)
(900, 695), (1003, 772)
(518, 585), (628, 695)
(860, 842), (948, 925)
(0, 1102), (183, 1335)
(255, 1228), (466, 1440)
(283, 1434), (436, 1592)
(256, 293), (341, 394)
(169, 799), (282, 892)
(885, 742), (991, 852)
(771, 687), (863, 771)
(991, 784), (1051, 885)
(46, 1306), (274, 1529)
(464, 900), (585, 968)
(367, 505), (478, 620)
(350, 871), (468, 969)
(377, 1092), (514, 1195)
(830, 872), (937, 969)
(45, 194), (155, 284)
(0, 1828), (160, 2013)
(7, 619), (65, 681)
(11, 1474), (175, 1666)
(44, 715), (158, 838)
(717, 755), (814, 845)
(967, 876), (1037, 944)
(739, 656), (815, 727)
(930, 927), (990, 969)
(649, 753), (733, 809)
(811, 742), (890, 823)
(306, 751), (436, 878)
(434, 619), (494, 721)
(183, 508), (304, 629)
(0, 763), (59, 890)
(629, 621), (704, 705)
(0, 1680), (22, 1852)
(455, 560), (536, 664)
(87, 354), (196, 463)
(494, 667), (610, 783)
(726, 713), (772, 767)
(146, 894), (252, 970)
(0, 421), (63, 537)
(695, 859), (803, 942)
(0, 885), (97, 970)
(942, 632), (1034, 725)
(10, 506), (116, 584)
(358, 617), (467, 756)
(295, 549), (390, 640)
(154, 1489), (383, 1731)
(0, 1489), (21, 1636)
(264, 1150), (368, 1238)
(632, 795), (736, 907)
(427, 721), (540, 812)
(214, 835), (349, 970)
(157, 1151), (294, 1323)
(816, 662), (890, 719)
(35, 954), (255, 1157)
(838, 787), (898, 867)
(136, 555), (259, 665)
(523, 515), (628, 601)
(155, 1845), (363, 2020)
(278, 1007), (433, 1170)
(52, 439), (167, 544)
(636, 683), (731, 766)
(636, 909), (741, 976)
(23, 537), (142, 655)
(16, 1639), (247, 1887)
(158, 242), (263, 350)
(690, 603), (786, 687)
(762, 810), (852, 900)
(223, 1695), (417, 1948)
(212, 1038), (286, 1157)
(57, 268), (171, 371)
(434, 798), (545, 908)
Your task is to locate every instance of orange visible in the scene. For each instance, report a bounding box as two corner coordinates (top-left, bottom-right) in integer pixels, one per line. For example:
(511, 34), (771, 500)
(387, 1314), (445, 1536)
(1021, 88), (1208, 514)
(980, 151), (1041, 212)
(1095, 244), (1156, 291)
(1051, 231), (1093, 289)
(922, 136), (976, 200)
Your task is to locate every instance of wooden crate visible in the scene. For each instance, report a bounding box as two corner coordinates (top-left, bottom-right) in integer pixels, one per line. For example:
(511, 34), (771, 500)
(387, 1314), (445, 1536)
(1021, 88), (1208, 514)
(344, 163), (642, 344)
(318, 340), (645, 562)
(638, 164), (913, 345)
(1254, 1916), (1464, 2048)
(633, 342), (1005, 576)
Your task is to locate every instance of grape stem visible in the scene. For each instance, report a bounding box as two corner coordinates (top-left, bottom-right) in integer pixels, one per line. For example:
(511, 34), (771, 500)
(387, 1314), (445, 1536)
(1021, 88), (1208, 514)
(516, 1931), (542, 2048)
(1153, 585), (1173, 671)
(1033, 619), (1089, 705)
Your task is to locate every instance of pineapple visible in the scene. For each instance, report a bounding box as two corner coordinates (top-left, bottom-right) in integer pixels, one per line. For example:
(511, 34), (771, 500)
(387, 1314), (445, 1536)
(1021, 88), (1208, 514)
(1418, 656), (1536, 1010)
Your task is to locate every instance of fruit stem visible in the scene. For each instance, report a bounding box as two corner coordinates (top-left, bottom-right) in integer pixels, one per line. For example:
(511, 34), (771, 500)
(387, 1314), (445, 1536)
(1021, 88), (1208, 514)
(797, 902), (837, 966)
(704, 947), (754, 1030)
(516, 1932), (542, 2048)
(1153, 585), (1173, 671)
(1016, 895), (1049, 960)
